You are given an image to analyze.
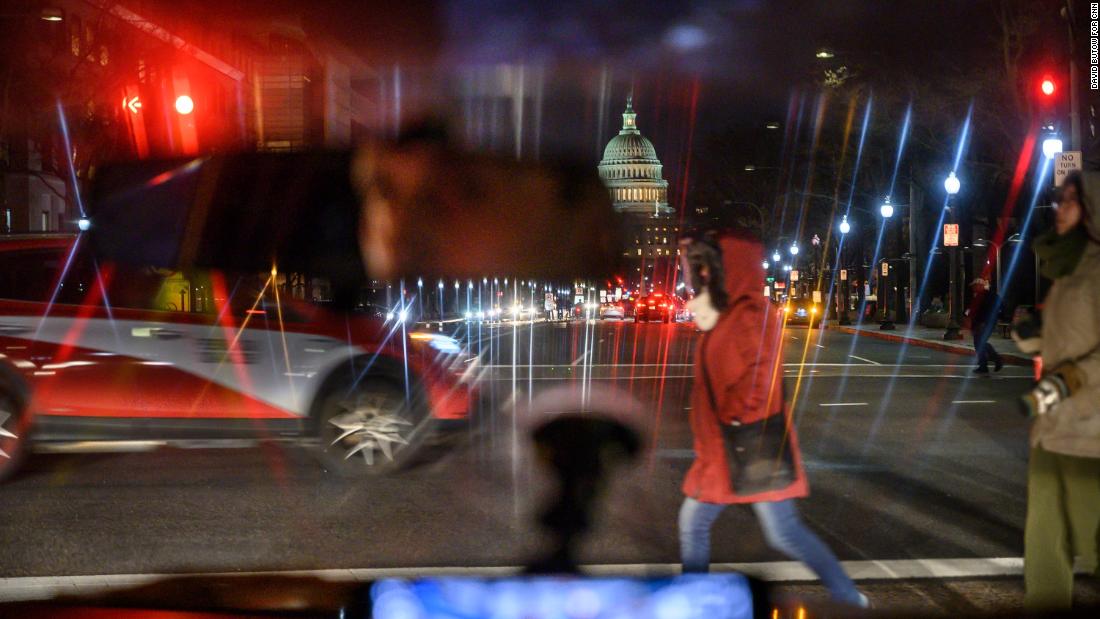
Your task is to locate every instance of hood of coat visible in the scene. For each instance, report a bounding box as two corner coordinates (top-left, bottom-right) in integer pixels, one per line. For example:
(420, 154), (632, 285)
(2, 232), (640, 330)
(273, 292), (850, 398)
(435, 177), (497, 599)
(716, 233), (766, 313)
(1077, 170), (1100, 240)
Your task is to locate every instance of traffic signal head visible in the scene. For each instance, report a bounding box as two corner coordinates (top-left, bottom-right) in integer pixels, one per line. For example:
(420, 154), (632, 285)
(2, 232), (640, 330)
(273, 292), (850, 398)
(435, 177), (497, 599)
(1040, 76), (1056, 98)
(175, 95), (194, 115)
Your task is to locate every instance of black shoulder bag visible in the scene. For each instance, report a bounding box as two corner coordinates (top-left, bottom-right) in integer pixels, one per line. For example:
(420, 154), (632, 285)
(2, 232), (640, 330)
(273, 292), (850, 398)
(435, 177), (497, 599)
(700, 333), (797, 495)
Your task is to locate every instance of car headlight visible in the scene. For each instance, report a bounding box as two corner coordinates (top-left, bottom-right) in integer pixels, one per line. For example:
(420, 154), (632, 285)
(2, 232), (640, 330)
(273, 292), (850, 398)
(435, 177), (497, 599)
(410, 332), (463, 354)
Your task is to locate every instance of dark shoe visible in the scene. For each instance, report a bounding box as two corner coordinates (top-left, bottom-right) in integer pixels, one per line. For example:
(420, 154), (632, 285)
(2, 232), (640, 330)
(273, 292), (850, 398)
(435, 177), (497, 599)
(973, 367), (990, 375)
(994, 358), (1004, 372)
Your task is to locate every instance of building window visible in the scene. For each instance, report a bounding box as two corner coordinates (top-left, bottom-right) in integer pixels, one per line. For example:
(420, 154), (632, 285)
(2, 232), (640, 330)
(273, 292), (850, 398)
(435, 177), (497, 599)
(637, 249), (642, 256)
(663, 237), (668, 244)
(41, 210), (50, 231)
(3, 209), (10, 232)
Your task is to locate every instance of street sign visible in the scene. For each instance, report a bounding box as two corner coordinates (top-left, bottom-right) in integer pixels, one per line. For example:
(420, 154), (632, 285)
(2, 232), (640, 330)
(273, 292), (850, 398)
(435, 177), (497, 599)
(1055, 151), (1083, 187)
(944, 223), (959, 247)
(881, 262), (889, 276)
(839, 269), (848, 281)
(812, 290), (822, 303)
(790, 270), (799, 282)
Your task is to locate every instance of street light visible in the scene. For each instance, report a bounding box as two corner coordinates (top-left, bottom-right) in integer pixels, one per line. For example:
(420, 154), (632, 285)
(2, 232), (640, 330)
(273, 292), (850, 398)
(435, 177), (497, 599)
(77, 217), (91, 232)
(744, 164), (756, 171)
(943, 173), (963, 340)
(839, 216), (850, 235)
(783, 264), (791, 272)
(40, 8), (63, 21)
(815, 47), (835, 59)
(879, 196), (894, 219)
(944, 171), (961, 195)
(762, 261), (770, 269)
(772, 250), (781, 262)
(765, 122), (780, 130)
(789, 242), (799, 256)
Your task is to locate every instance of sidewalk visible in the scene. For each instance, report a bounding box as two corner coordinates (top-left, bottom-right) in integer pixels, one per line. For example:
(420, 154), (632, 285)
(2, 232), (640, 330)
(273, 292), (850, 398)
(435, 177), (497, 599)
(825, 321), (1034, 367)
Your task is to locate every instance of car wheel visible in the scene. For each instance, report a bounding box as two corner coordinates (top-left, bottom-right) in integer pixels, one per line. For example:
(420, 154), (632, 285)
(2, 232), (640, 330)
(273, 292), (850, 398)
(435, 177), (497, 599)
(0, 367), (29, 483)
(313, 376), (431, 476)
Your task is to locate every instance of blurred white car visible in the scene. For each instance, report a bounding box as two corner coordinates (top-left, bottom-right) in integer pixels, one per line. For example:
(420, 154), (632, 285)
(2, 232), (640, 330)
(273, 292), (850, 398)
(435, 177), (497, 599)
(599, 303), (626, 320)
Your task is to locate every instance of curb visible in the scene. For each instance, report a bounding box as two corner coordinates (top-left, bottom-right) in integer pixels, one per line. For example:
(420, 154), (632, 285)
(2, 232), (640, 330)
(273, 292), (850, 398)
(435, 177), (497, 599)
(825, 325), (1033, 367)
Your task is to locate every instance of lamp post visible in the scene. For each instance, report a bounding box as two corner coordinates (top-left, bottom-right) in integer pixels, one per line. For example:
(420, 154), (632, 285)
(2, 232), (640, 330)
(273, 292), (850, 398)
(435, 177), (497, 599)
(838, 216), (851, 325)
(878, 198), (897, 330)
(944, 172), (963, 340)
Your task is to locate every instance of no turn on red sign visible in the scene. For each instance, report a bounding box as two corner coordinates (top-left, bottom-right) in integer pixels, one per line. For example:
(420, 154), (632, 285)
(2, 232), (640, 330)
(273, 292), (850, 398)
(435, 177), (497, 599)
(1055, 151), (1082, 188)
(944, 224), (959, 247)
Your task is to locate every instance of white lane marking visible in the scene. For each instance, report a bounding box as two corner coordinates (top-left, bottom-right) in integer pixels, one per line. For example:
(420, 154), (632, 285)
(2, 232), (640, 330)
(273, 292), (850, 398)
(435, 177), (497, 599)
(952, 400), (997, 404)
(0, 558), (1031, 601)
(848, 355), (881, 365)
(819, 402), (868, 407)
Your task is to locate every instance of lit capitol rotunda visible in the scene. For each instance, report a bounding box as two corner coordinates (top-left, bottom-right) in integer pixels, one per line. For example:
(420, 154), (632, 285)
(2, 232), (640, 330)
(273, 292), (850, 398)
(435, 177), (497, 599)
(598, 94), (677, 288)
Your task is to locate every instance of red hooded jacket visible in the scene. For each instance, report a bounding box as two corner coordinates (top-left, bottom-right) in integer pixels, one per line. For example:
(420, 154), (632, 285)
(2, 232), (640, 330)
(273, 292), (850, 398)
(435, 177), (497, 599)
(682, 234), (809, 504)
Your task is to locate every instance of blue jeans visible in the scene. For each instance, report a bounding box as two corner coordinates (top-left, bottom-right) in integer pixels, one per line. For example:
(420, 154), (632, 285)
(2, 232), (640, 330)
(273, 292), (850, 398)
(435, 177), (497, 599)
(679, 497), (861, 604)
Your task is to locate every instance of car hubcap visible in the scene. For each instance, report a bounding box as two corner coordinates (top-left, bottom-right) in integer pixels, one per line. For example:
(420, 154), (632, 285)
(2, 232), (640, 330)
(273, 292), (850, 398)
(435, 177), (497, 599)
(0, 410), (17, 459)
(327, 392), (411, 466)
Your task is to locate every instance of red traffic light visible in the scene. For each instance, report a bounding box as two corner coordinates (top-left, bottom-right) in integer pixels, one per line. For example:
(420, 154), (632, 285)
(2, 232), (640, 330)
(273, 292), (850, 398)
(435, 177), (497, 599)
(1040, 76), (1056, 97)
(174, 95), (194, 115)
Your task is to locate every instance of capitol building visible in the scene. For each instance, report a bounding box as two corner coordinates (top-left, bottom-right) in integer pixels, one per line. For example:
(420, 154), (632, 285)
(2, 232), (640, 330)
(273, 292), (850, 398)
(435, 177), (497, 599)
(598, 95), (678, 290)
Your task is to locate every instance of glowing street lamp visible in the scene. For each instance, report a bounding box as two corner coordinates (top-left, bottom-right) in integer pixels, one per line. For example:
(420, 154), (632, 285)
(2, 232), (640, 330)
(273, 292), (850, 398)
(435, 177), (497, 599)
(789, 242), (799, 256)
(772, 250), (781, 262)
(880, 196), (894, 219)
(944, 171), (961, 196)
(77, 217), (91, 232)
(839, 215), (850, 235)
(783, 264), (792, 272)
(762, 260), (770, 269)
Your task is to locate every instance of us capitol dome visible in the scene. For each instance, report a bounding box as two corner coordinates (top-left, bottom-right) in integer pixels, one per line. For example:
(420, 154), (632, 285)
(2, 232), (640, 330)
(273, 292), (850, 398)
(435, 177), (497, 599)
(598, 95), (672, 216)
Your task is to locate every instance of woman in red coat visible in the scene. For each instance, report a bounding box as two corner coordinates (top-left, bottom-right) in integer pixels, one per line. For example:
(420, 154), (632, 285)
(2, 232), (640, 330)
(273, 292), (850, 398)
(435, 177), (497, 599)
(678, 230), (866, 607)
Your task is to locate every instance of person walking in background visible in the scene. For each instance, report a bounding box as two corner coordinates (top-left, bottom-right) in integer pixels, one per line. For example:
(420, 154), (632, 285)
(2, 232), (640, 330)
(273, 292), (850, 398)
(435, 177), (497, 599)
(1013, 170), (1100, 610)
(969, 278), (1003, 374)
(677, 229), (868, 608)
